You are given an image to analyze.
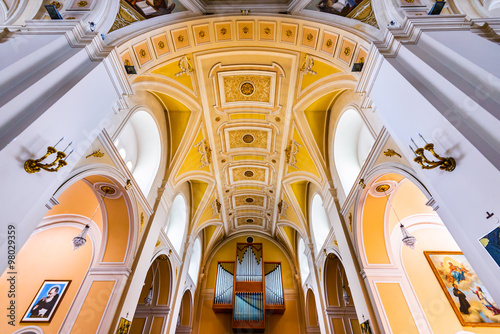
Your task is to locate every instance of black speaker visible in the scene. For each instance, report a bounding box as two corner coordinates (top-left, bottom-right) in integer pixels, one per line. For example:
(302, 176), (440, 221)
(429, 1), (446, 15)
(352, 62), (364, 72)
(124, 65), (137, 74)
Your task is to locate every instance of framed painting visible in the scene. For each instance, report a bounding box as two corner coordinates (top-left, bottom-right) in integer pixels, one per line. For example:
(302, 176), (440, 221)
(116, 317), (132, 334)
(424, 251), (500, 326)
(360, 320), (372, 333)
(21, 280), (71, 323)
(480, 226), (500, 267)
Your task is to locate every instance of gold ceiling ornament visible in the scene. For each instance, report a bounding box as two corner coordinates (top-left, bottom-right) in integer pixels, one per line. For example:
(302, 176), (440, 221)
(375, 184), (391, 193)
(228, 129), (267, 149)
(78, 1), (88, 7)
(125, 179), (132, 190)
(235, 195), (265, 207)
(139, 49), (147, 58)
(124, 59), (131, 66)
(199, 30), (206, 38)
(359, 57), (365, 63)
(306, 33), (314, 42)
(277, 200), (288, 217)
(211, 199), (222, 218)
(300, 54), (316, 75)
(237, 217), (263, 225)
(221, 159), (226, 163)
(275, 117), (281, 122)
(326, 39), (333, 47)
(86, 149), (105, 159)
(66, 17), (75, 19)
(349, 212), (353, 233)
(50, 1), (62, 9)
(264, 27), (271, 35)
(156, 240), (161, 247)
(215, 116), (221, 122)
(284, 139), (302, 170)
(140, 212), (145, 232)
(174, 55), (194, 77)
(271, 159), (276, 163)
(242, 26), (249, 34)
(194, 139), (212, 169)
(344, 47), (351, 57)
(232, 167), (266, 182)
(285, 29), (292, 37)
(240, 82), (255, 96)
(177, 35), (185, 42)
(358, 178), (366, 189)
(158, 41), (165, 49)
(220, 27), (227, 35)
(223, 75), (271, 103)
(383, 149), (402, 158)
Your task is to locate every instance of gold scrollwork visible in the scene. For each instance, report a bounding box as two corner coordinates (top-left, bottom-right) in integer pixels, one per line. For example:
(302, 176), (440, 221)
(242, 26), (249, 34)
(86, 149), (105, 159)
(383, 149), (401, 158)
(344, 47), (351, 56)
(139, 49), (146, 58)
(194, 139), (212, 169)
(124, 59), (131, 66)
(199, 30), (206, 38)
(285, 29), (292, 37)
(264, 27), (271, 35)
(177, 35), (185, 42)
(78, 1), (88, 7)
(158, 41), (165, 49)
(221, 27), (227, 35)
(284, 139), (302, 169)
(326, 39), (332, 47)
(306, 33), (314, 42)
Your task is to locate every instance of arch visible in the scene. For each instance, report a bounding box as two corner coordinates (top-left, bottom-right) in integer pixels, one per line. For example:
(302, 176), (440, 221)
(12, 326), (44, 334)
(310, 193), (330, 255)
(334, 108), (375, 195)
(178, 290), (193, 328)
(188, 238), (202, 285)
(166, 193), (188, 255)
(114, 109), (162, 195)
(298, 238), (310, 284)
(305, 289), (319, 328)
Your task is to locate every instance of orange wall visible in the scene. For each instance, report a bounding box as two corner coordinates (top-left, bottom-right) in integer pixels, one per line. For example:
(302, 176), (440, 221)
(0, 226), (92, 334)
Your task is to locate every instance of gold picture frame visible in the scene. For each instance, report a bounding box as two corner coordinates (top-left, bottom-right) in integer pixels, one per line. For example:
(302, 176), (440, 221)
(424, 251), (500, 326)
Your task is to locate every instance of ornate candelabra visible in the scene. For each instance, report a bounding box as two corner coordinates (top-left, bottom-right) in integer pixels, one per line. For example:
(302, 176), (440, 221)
(24, 138), (73, 174)
(409, 134), (455, 172)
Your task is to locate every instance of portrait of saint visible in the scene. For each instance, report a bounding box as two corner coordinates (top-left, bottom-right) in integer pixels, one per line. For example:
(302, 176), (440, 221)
(21, 280), (71, 323)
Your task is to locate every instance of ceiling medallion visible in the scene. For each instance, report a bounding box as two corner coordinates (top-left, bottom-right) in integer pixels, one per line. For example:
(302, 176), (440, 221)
(178, 35), (184, 42)
(240, 82), (255, 96)
(326, 39), (332, 47)
(285, 29), (292, 37)
(244, 170), (254, 177)
(221, 28), (227, 35)
(100, 185), (116, 195)
(50, 1), (62, 9)
(306, 33), (314, 42)
(275, 117), (281, 122)
(264, 27), (271, 35)
(199, 30), (206, 38)
(271, 159), (276, 163)
(158, 41), (165, 49)
(139, 49), (146, 58)
(221, 159), (226, 163)
(344, 47), (351, 56)
(246, 218), (254, 223)
(124, 59), (131, 66)
(78, 1), (87, 7)
(375, 184), (391, 193)
(242, 26), (249, 34)
(215, 116), (221, 122)
(226, 189), (230, 193)
(242, 134), (254, 143)
(245, 197), (254, 203)
(269, 190), (273, 193)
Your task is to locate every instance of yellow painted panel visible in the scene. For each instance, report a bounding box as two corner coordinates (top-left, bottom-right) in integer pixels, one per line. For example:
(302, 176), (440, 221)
(376, 282), (419, 334)
(288, 129), (320, 178)
(194, 194), (216, 230)
(204, 225), (217, 245)
(290, 180), (308, 220)
(190, 180), (208, 219)
(153, 92), (191, 161)
(229, 113), (266, 120)
(350, 319), (361, 334)
(102, 196), (129, 262)
(362, 195), (390, 264)
(196, 299), (232, 333)
(332, 318), (346, 334)
(233, 155), (265, 161)
(151, 317), (164, 334)
(130, 318), (146, 334)
(281, 194), (303, 229)
(301, 57), (341, 91)
(236, 186), (263, 191)
(0, 227), (92, 334)
(176, 128), (210, 177)
(72, 281), (115, 333)
(152, 59), (194, 91)
(303, 91), (341, 158)
(282, 226), (296, 252)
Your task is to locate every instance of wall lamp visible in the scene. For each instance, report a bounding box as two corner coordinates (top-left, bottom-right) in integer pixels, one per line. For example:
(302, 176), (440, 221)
(24, 137), (73, 174)
(409, 133), (456, 172)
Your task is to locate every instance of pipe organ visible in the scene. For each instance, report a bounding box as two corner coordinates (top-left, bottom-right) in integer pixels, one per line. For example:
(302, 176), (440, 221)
(213, 242), (285, 332)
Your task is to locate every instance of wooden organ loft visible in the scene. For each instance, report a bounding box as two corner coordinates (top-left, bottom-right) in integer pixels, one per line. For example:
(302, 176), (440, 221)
(212, 240), (285, 332)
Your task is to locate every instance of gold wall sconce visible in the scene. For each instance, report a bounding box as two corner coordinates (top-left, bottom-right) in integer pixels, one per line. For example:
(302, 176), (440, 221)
(409, 134), (455, 172)
(24, 138), (73, 174)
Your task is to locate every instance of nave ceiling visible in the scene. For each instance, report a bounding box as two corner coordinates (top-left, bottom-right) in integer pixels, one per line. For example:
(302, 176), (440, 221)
(111, 14), (372, 258)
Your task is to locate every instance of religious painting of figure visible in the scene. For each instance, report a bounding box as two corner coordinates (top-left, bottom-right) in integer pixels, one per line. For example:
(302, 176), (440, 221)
(480, 226), (500, 267)
(116, 317), (132, 334)
(21, 280), (71, 323)
(305, 0), (364, 17)
(424, 251), (500, 326)
(360, 320), (372, 333)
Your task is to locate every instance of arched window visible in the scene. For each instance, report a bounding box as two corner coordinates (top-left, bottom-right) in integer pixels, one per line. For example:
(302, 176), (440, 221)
(311, 194), (329, 254)
(188, 238), (202, 284)
(298, 238), (310, 283)
(334, 109), (375, 194)
(166, 195), (187, 255)
(114, 110), (161, 195)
